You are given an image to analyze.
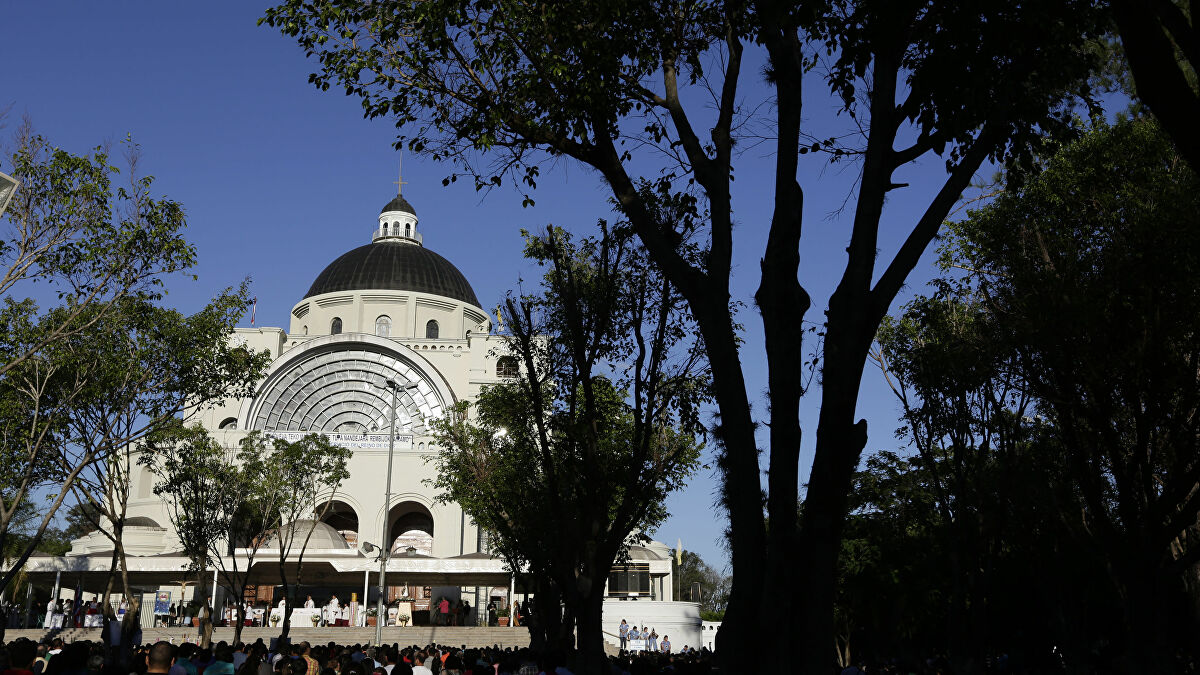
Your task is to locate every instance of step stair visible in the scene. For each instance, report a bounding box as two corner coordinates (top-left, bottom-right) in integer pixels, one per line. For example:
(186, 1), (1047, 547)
(1, 626), (531, 649)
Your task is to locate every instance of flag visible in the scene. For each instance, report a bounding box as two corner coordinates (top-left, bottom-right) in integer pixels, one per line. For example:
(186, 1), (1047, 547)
(72, 578), (83, 626)
(676, 538), (682, 565)
(250, 297), (257, 325)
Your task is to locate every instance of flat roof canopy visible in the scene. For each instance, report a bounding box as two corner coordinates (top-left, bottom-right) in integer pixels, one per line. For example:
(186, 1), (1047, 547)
(18, 552), (516, 592)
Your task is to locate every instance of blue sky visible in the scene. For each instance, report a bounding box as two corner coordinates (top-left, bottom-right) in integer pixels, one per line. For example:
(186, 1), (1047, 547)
(3, 1), (1002, 570)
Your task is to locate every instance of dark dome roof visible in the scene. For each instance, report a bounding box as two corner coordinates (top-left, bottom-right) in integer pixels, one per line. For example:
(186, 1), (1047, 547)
(305, 241), (481, 306)
(382, 195), (416, 215)
(125, 516), (162, 528)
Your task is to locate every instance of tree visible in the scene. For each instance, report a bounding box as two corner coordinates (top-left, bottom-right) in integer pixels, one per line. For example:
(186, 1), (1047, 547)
(61, 503), (100, 540)
(943, 117), (1200, 672)
(142, 427), (303, 645)
(870, 293), (1040, 672)
(248, 432), (351, 642)
(675, 550), (729, 620)
(63, 288), (267, 649)
(0, 129), (205, 596)
(142, 425), (230, 647)
(431, 226), (706, 673)
(0, 127), (194, 380)
(144, 428), (351, 644)
(1112, 0), (1200, 170)
(262, 2), (1106, 669)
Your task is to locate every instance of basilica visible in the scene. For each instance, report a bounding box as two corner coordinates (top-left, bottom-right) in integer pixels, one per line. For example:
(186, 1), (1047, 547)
(21, 187), (704, 649)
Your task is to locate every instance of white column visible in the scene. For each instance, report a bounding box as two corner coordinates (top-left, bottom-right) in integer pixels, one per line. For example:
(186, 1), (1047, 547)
(508, 575), (515, 629)
(362, 570), (370, 626)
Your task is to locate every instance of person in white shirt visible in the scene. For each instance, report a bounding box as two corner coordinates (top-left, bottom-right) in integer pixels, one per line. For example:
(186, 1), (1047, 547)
(303, 595), (315, 609)
(409, 649), (432, 675)
(326, 595), (340, 626)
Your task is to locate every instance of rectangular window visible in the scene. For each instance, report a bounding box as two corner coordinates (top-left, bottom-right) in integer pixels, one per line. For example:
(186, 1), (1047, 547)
(607, 564), (650, 596)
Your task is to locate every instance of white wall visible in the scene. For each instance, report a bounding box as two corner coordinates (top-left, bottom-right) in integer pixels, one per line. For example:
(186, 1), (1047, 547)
(699, 620), (721, 651)
(602, 600), (702, 652)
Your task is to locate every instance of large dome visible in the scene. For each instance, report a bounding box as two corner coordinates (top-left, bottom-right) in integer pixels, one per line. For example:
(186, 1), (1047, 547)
(305, 241), (481, 307)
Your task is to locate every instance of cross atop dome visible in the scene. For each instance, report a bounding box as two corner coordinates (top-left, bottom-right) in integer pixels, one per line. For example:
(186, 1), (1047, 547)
(393, 159), (407, 196)
(375, 164), (421, 244)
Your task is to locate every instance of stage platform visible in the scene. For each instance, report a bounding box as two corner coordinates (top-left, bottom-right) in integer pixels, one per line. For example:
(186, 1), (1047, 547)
(0, 626), (531, 649)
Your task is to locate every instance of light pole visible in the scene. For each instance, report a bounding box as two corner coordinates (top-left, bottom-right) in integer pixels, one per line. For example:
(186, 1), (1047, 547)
(375, 379), (418, 646)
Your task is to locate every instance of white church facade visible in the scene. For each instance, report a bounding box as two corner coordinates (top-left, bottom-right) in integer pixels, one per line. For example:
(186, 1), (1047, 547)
(20, 188), (703, 649)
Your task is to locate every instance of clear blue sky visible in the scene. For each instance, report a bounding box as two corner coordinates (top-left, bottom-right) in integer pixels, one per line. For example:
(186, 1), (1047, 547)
(3, 1), (996, 570)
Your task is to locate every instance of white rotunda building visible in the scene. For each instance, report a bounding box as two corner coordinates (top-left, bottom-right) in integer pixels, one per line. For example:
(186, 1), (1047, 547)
(31, 187), (702, 648)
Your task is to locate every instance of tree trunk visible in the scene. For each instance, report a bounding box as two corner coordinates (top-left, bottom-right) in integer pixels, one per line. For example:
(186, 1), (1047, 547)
(794, 319), (872, 674)
(102, 545), (120, 607)
(278, 585), (291, 641)
(0, 456), (95, 594)
(115, 527), (142, 669)
(571, 588), (608, 675)
(698, 308), (767, 673)
(1118, 557), (1173, 674)
(196, 566), (209, 611)
(556, 601), (576, 656)
(525, 577), (556, 653)
(233, 592), (246, 646)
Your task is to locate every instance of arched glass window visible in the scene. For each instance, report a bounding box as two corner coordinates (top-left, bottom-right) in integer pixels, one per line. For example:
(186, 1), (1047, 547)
(331, 317), (343, 335)
(405, 223), (412, 237)
(219, 417), (238, 430)
(376, 315), (392, 337)
(425, 319), (439, 339)
(303, 325), (308, 336)
(497, 356), (518, 379)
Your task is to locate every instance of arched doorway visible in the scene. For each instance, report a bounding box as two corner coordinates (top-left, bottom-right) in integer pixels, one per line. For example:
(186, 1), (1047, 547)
(386, 502), (434, 607)
(317, 500), (359, 548)
(388, 501), (434, 555)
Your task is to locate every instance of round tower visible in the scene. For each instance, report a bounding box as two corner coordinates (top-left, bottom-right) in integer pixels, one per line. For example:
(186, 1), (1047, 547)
(375, 194), (420, 244)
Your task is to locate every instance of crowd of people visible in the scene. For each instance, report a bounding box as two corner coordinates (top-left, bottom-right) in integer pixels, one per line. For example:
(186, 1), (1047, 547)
(30, 593), (519, 632)
(614, 622), (675, 655)
(0, 636), (716, 675)
(40, 600), (135, 629)
(149, 594), (475, 629)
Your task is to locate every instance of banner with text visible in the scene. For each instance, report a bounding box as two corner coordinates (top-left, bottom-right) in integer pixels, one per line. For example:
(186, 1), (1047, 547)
(264, 431), (414, 450)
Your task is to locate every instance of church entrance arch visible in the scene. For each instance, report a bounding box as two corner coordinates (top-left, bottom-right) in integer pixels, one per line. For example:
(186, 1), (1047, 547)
(388, 501), (434, 555)
(386, 501), (435, 607)
(238, 335), (456, 436)
(317, 500), (359, 548)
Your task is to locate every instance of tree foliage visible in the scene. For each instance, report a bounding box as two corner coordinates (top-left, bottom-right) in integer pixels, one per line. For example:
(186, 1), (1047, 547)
(675, 549), (729, 620)
(848, 118), (1200, 673)
(951, 117), (1200, 672)
(262, 1), (1108, 669)
(143, 427), (351, 643)
(0, 128), (264, 599)
(431, 226), (706, 673)
(237, 430), (350, 641)
(1113, 0), (1200, 171)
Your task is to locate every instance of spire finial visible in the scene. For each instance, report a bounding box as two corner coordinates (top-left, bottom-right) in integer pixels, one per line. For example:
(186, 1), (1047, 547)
(393, 152), (407, 196)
